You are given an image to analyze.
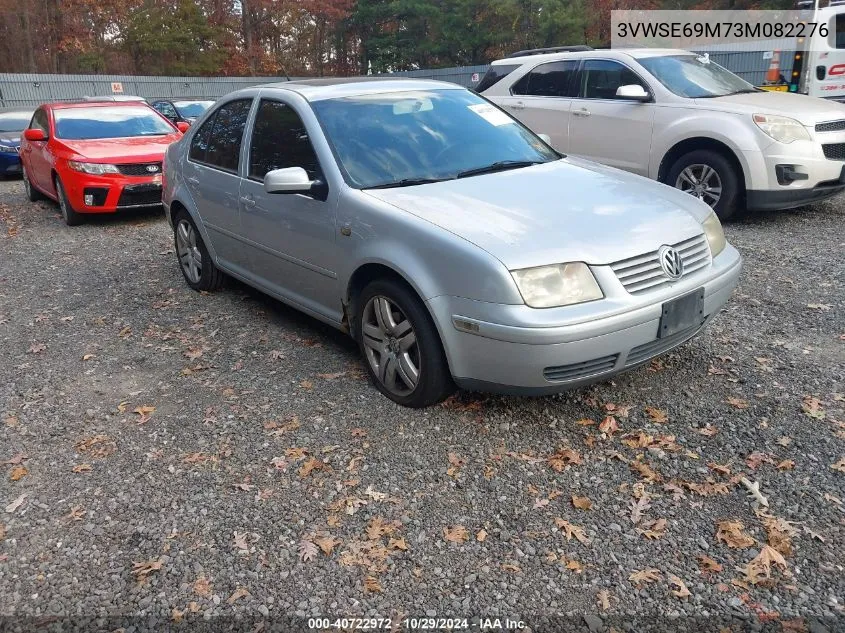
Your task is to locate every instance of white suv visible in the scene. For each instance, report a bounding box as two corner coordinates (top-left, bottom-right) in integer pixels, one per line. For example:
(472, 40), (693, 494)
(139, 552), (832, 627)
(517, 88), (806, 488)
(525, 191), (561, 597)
(480, 46), (845, 219)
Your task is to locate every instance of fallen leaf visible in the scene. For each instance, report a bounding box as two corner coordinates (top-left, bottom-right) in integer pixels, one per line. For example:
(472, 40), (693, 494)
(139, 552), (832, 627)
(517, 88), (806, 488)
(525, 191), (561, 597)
(668, 573), (691, 598)
(644, 407), (668, 424)
(777, 459), (795, 471)
(599, 415), (619, 435)
(637, 518), (667, 540)
(82, 354), (95, 361)
(629, 494), (652, 525)
(298, 457), (325, 478)
(630, 460), (662, 482)
(447, 452), (465, 477)
(4, 493), (27, 513)
(443, 525), (469, 543)
(571, 495), (593, 510)
(132, 559), (163, 581)
(299, 538), (318, 562)
(597, 589), (611, 611)
(725, 397), (749, 409)
(64, 506), (84, 522)
(226, 587), (249, 604)
(830, 457), (845, 473)
(716, 520), (755, 549)
(317, 371), (346, 380)
(801, 396), (825, 420)
(547, 447), (582, 471)
(388, 537), (408, 551)
(696, 554), (723, 575)
(364, 576), (382, 593)
(315, 535), (341, 556)
(564, 559), (583, 573)
(72, 463), (92, 473)
(193, 576), (212, 597)
(554, 518), (591, 545)
(629, 568), (661, 587)
(475, 529), (487, 542)
(366, 517), (394, 540)
(9, 466), (28, 481)
(75, 435), (116, 459)
(739, 544), (789, 585)
(171, 608), (184, 623)
(300, 379), (314, 390)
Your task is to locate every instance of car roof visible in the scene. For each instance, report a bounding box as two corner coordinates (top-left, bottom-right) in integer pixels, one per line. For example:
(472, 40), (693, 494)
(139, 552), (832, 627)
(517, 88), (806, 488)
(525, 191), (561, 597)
(254, 77), (463, 101)
(492, 48), (694, 65)
(44, 100), (154, 110)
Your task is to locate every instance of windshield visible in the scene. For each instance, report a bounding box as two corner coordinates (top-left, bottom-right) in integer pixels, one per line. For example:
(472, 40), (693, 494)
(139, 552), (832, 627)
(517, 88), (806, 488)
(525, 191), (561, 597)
(0, 113), (33, 134)
(639, 55), (757, 98)
(174, 100), (214, 118)
(311, 89), (558, 189)
(54, 106), (176, 140)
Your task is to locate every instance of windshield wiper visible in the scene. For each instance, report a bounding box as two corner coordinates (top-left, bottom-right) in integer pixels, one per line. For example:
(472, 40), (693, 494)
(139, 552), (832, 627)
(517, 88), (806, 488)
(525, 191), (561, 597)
(365, 177), (454, 190)
(457, 160), (543, 179)
(698, 88), (762, 98)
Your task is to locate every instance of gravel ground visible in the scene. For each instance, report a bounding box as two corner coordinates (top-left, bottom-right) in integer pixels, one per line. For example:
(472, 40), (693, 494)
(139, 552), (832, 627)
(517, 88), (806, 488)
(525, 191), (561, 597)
(0, 177), (843, 633)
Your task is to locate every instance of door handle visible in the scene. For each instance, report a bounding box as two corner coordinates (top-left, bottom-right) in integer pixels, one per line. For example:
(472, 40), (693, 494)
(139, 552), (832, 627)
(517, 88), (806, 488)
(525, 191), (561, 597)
(186, 176), (200, 185)
(573, 108), (591, 117)
(239, 195), (256, 208)
(509, 101), (525, 110)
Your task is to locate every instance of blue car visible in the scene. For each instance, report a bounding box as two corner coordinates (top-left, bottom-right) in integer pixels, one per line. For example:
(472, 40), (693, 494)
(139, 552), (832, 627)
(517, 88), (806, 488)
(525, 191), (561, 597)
(0, 108), (35, 177)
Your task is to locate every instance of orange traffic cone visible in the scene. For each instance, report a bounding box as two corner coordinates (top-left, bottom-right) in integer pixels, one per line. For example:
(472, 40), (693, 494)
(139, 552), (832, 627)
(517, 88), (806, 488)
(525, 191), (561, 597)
(766, 51), (781, 83)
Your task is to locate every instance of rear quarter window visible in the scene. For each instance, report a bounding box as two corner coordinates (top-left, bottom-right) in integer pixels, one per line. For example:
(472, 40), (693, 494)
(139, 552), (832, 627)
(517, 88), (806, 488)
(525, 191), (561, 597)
(475, 64), (521, 92)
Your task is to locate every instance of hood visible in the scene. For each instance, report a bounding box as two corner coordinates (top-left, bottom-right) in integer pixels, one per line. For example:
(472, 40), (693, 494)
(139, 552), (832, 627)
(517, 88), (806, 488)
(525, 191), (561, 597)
(56, 134), (180, 162)
(693, 91), (845, 126)
(0, 132), (21, 146)
(363, 158), (710, 270)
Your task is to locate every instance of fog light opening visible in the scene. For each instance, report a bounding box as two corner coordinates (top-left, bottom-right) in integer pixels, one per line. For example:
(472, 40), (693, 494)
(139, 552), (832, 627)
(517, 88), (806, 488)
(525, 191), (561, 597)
(84, 194), (94, 206)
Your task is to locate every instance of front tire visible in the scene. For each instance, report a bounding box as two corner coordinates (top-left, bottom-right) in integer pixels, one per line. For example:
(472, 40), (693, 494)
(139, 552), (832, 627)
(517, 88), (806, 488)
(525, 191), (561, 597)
(667, 149), (741, 221)
(54, 176), (83, 226)
(356, 278), (455, 408)
(173, 210), (224, 291)
(23, 168), (44, 202)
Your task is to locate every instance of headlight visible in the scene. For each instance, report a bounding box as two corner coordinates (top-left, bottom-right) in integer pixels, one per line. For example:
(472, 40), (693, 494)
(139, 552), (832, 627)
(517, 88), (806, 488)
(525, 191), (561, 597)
(702, 211), (726, 257)
(753, 114), (811, 144)
(67, 160), (120, 175)
(511, 262), (603, 308)
(0, 145), (17, 154)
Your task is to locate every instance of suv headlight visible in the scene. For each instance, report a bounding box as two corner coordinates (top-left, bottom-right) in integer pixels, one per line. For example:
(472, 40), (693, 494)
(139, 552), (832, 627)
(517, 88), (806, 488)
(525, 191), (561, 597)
(511, 262), (603, 308)
(753, 114), (810, 144)
(67, 160), (120, 175)
(702, 211), (726, 257)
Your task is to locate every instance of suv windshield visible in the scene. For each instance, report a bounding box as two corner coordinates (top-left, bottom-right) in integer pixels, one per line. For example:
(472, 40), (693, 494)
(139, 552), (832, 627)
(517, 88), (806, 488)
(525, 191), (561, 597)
(174, 100), (215, 118)
(639, 54), (758, 98)
(0, 113), (33, 133)
(54, 106), (176, 140)
(311, 89), (558, 189)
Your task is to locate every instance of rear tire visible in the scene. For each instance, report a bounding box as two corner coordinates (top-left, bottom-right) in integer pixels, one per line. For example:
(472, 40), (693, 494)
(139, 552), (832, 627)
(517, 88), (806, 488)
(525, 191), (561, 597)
(23, 167), (44, 202)
(667, 149), (741, 221)
(173, 210), (224, 291)
(356, 278), (455, 408)
(54, 176), (83, 226)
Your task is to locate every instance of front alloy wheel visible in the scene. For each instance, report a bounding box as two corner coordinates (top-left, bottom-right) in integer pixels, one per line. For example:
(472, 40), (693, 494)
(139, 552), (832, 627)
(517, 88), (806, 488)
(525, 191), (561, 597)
(361, 295), (420, 397)
(675, 164), (722, 208)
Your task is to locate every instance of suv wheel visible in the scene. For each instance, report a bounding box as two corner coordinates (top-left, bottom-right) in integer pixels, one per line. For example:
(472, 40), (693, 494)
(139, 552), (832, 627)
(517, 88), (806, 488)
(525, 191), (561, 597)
(667, 150), (740, 220)
(23, 168), (44, 202)
(173, 211), (224, 291)
(55, 176), (83, 226)
(356, 278), (455, 408)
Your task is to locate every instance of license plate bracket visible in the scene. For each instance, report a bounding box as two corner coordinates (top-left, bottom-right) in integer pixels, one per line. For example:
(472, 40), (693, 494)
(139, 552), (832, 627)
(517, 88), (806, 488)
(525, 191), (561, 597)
(659, 288), (704, 339)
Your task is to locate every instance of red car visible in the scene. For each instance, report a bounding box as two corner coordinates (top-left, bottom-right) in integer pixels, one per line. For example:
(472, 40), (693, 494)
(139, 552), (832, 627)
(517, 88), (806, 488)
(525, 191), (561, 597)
(20, 101), (188, 225)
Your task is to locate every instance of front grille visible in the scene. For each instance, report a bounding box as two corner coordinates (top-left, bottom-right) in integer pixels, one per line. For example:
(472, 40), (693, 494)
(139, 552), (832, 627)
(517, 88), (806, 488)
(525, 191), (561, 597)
(822, 143), (845, 160)
(625, 323), (704, 367)
(117, 184), (162, 208)
(116, 162), (162, 176)
(544, 354), (619, 382)
(609, 234), (710, 295)
(816, 120), (845, 133)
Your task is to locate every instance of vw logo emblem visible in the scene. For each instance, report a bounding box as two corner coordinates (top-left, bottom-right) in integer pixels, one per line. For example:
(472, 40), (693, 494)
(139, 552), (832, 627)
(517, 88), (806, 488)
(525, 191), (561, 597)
(146, 164), (160, 173)
(658, 245), (684, 279)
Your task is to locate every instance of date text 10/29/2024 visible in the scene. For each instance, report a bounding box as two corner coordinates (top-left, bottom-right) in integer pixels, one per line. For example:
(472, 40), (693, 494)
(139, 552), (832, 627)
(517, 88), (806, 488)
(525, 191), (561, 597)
(307, 617), (527, 630)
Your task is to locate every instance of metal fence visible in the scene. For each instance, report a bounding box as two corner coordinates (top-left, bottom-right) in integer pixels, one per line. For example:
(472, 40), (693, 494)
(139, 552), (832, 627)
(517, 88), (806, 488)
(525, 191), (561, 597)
(0, 50), (794, 108)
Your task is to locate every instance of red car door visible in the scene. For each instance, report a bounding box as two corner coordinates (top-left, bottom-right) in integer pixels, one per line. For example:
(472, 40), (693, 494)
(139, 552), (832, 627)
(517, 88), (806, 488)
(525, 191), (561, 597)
(23, 108), (54, 195)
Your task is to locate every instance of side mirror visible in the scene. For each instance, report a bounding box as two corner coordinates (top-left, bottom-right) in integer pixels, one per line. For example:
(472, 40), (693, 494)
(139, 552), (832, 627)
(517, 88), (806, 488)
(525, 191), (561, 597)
(264, 167), (319, 194)
(24, 128), (46, 142)
(537, 133), (552, 144)
(616, 84), (651, 101)
(176, 121), (190, 133)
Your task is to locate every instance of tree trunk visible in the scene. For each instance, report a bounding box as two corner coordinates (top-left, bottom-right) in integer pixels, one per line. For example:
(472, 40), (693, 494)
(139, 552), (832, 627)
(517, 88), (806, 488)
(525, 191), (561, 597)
(241, 0), (256, 75)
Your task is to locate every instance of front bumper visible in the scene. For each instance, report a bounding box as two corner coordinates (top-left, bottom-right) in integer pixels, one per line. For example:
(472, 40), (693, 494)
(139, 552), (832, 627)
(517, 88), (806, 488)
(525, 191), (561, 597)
(428, 245), (742, 395)
(743, 129), (845, 210)
(0, 153), (21, 175)
(61, 171), (163, 214)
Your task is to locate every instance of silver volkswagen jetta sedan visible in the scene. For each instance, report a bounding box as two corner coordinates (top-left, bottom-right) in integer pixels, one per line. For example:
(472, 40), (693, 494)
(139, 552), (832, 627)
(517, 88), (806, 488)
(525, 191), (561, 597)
(162, 78), (742, 407)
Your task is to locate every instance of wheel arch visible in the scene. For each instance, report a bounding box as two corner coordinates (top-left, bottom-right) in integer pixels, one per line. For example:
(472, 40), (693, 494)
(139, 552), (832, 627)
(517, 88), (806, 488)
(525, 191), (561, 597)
(344, 262), (428, 338)
(168, 196), (220, 265)
(657, 137), (748, 195)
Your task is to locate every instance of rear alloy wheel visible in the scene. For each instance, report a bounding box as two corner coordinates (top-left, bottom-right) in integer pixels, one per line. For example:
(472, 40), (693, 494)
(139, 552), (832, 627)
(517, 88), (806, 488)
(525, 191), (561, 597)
(54, 176), (83, 226)
(667, 149), (740, 221)
(23, 168), (44, 202)
(357, 278), (455, 408)
(173, 211), (224, 291)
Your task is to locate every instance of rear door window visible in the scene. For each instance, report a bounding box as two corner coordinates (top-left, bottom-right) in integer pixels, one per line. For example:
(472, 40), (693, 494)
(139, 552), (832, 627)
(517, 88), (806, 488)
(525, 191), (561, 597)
(199, 99), (252, 172)
(512, 61), (579, 97)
